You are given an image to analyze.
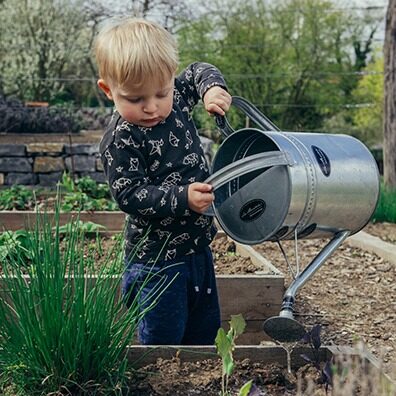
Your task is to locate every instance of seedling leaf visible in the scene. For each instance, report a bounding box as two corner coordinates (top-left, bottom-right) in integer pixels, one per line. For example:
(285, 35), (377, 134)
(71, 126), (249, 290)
(229, 314), (246, 338)
(215, 327), (233, 359)
(311, 324), (322, 349)
(223, 353), (234, 376)
(238, 380), (253, 396)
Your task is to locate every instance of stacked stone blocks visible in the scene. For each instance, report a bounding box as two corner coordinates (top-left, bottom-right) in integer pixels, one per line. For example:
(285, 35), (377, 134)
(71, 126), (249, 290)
(0, 142), (105, 186)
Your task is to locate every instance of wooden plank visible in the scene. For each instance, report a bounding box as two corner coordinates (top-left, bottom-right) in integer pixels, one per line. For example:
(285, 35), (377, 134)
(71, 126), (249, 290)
(217, 275), (284, 318)
(0, 211), (126, 232)
(127, 345), (289, 366)
(218, 274), (284, 344)
(220, 319), (273, 344)
(0, 273), (284, 345)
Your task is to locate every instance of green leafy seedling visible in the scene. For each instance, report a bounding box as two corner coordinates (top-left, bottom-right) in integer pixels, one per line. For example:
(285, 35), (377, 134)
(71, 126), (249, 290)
(215, 314), (256, 396)
(56, 220), (106, 236)
(0, 230), (31, 262)
(58, 171), (75, 193)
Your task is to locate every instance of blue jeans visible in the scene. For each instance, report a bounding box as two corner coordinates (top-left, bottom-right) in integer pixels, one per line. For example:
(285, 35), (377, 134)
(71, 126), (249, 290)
(122, 246), (221, 345)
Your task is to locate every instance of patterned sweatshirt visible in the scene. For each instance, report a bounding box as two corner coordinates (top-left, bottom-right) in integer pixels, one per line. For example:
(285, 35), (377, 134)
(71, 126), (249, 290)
(99, 62), (227, 263)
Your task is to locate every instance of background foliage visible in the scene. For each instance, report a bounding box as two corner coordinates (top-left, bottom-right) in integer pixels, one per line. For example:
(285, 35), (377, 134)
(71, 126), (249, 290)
(0, 0), (385, 145)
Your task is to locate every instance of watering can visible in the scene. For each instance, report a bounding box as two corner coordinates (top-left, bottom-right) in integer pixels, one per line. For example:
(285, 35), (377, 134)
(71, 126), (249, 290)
(205, 97), (380, 342)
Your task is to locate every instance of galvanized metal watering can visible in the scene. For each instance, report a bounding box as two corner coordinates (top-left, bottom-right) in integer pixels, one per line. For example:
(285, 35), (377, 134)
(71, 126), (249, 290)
(206, 96), (380, 342)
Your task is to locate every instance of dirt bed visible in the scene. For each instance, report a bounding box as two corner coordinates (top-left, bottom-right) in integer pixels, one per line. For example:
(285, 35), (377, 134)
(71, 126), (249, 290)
(129, 358), (324, 395)
(253, 221), (396, 378)
(0, 233), (261, 276)
(81, 234), (262, 275)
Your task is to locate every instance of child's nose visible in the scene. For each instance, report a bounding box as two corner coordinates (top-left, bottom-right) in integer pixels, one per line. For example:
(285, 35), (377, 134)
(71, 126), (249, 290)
(143, 99), (158, 113)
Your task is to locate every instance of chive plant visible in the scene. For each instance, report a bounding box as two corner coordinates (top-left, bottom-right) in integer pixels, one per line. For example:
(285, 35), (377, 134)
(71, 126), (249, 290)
(0, 202), (169, 395)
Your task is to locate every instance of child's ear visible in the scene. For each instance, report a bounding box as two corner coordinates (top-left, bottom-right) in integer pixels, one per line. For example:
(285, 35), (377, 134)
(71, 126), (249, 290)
(97, 79), (113, 101)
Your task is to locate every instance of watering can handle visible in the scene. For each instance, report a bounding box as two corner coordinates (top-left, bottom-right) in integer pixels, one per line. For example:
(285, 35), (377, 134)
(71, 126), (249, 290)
(205, 150), (292, 192)
(215, 96), (280, 137)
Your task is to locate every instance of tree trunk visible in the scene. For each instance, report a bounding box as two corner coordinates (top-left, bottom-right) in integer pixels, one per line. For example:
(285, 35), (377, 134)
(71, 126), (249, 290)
(384, 0), (396, 188)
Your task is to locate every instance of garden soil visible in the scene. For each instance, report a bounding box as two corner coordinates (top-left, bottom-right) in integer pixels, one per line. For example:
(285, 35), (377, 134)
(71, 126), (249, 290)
(128, 358), (325, 395)
(252, 222), (396, 379)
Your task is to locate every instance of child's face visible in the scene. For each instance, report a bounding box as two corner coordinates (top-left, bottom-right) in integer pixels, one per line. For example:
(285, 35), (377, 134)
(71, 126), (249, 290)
(98, 76), (174, 128)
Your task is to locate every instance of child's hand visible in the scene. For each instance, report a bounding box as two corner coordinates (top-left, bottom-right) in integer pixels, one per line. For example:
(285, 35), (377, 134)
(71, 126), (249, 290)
(203, 86), (231, 116)
(188, 182), (214, 214)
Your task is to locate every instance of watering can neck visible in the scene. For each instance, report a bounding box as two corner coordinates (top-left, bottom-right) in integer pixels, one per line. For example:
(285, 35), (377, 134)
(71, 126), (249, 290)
(205, 151), (292, 192)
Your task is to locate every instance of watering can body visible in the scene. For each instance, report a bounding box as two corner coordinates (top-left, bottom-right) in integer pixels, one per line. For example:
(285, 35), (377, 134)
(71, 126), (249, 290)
(208, 99), (380, 245)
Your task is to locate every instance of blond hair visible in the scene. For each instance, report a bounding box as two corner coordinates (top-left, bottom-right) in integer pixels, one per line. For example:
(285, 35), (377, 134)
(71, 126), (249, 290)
(94, 18), (179, 87)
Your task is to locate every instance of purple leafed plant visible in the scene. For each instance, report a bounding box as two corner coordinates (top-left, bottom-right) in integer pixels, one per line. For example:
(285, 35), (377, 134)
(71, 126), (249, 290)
(300, 324), (333, 392)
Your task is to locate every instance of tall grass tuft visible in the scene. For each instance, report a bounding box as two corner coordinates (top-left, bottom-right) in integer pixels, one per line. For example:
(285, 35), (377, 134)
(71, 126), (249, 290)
(372, 182), (396, 223)
(0, 201), (168, 395)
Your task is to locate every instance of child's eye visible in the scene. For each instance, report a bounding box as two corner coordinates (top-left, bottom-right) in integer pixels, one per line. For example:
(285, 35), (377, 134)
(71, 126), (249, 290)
(157, 90), (171, 98)
(128, 98), (141, 103)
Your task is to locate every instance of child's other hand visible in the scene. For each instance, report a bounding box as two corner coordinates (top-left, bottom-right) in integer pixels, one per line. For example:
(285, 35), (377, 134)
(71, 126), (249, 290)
(203, 86), (231, 116)
(188, 182), (214, 214)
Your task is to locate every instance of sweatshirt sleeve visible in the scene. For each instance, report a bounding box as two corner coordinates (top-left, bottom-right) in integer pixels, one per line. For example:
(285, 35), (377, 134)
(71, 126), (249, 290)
(100, 123), (190, 218)
(175, 62), (228, 111)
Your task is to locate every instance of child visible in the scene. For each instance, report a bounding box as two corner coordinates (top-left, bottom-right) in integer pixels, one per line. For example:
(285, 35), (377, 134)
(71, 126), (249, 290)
(95, 17), (231, 345)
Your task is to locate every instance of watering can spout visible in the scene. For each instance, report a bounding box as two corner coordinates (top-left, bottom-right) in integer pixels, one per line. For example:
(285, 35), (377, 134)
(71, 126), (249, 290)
(263, 230), (350, 342)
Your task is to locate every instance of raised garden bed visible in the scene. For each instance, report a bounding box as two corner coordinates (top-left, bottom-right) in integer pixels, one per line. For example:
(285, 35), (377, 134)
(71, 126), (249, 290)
(1, 217), (395, 394)
(1, 210), (395, 369)
(0, 232), (284, 345)
(125, 345), (395, 395)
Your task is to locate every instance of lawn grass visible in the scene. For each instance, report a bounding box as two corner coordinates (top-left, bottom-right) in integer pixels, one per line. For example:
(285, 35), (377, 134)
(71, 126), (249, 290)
(372, 182), (396, 223)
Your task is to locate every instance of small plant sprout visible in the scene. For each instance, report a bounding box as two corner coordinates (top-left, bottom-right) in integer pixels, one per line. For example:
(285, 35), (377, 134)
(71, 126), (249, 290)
(215, 314), (259, 396)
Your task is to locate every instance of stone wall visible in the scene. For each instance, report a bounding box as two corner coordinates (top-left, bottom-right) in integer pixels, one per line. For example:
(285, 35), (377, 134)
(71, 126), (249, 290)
(0, 133), (214, 186)
(0, 141), (105, 186)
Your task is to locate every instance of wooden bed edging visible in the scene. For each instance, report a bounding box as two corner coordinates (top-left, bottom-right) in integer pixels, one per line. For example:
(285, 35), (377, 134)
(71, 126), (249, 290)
(127, 345), (392, 374)
(0, 210), (126, 232)
(126, 345), (327, 367)
(347, 230), (396, 265)
(0, 270), (285, 345)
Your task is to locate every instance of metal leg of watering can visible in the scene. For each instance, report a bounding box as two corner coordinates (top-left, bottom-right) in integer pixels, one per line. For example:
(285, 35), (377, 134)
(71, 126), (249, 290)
(263, 230), (350, 342)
